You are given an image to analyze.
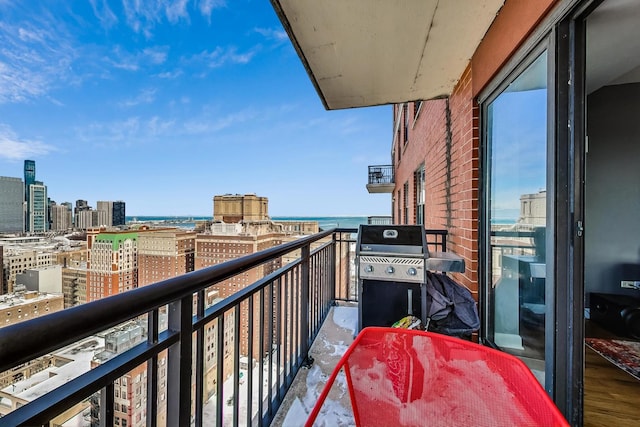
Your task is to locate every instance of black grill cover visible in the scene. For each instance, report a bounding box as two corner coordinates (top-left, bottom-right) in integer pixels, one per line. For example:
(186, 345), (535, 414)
(426, 272), (480, 337)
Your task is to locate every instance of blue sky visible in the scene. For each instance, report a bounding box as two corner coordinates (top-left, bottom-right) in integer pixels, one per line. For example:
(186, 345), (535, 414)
(0, 0), (392, 217)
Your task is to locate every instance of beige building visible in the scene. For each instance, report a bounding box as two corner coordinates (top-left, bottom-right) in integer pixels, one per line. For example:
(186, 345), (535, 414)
(62, 264), (88, 308)
(2, 250), (55, 294)
(55, 247), (88, 267)
(50, 203), (73, 231)
(273, 220), (319, 235)
(0, 291), (63, 328)
(519, 190), (547, 226)
(15, 264), (62, 294)
(137, 229), (196, 287)
(213, 193), (269, 223)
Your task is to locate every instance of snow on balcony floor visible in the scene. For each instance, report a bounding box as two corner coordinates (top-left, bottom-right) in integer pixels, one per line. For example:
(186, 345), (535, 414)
(272, 303), (358, 427)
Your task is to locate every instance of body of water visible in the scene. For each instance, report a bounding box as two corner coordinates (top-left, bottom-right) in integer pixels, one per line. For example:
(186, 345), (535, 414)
(126, 216), (370, 230)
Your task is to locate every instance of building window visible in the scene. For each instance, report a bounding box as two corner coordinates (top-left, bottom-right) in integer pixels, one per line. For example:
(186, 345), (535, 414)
(414, 164), (425, 225)
(414, 101), (422, 119)
(403, 103), (409, 144)
(403, 181), (409, 224)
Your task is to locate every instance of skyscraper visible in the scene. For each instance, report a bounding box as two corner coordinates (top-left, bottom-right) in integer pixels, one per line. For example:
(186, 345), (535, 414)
(0, 177), (25, 234)
(96, 201), (113, 227)
(23, 160), (35, 232)
(112, 201), (126, 226)
(28, 182), (47, 233)
(50, 203), (73, 231)
(96, 200), (126, 227)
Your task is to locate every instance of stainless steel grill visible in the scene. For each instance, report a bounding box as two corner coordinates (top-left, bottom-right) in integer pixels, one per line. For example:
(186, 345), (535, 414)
(356, 224), (464, 330)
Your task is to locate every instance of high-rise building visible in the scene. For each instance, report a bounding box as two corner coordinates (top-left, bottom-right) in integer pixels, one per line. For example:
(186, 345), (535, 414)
(75, 209), (102, 230)
(28, 182), (47, 233)
(86, 229), (140, 301)
(113, 201), (126, 226)
(50, 203), (73, 231)
(23, 160), (35, 204)
(22, 160), (47, 233)
(137, 229), (196, 287)
(73, 200), (90, 228)
(96, 200), (126, 227)
(96, 201), (113, 227)
(213, 193), (269, 222)
(0, 177), (25, 234)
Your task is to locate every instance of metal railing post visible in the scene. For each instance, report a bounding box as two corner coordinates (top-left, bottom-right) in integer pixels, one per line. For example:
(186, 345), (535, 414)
(146, 309), (159, 427)
(300, 244), (313, 367)
(167, 295), (193, 427)
(331, 233), (337, 303)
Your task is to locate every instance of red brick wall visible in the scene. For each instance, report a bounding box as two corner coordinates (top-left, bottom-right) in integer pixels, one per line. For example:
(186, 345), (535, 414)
(392, 65), (479, 293)
(472, 0), (557, 97)
(391, 1), (560, 295)
(447, 65), (479, 293)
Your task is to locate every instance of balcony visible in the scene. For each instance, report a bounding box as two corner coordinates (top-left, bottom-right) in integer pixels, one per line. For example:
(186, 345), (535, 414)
(366, 165), (394, 194)
(0, 228), (455, 426)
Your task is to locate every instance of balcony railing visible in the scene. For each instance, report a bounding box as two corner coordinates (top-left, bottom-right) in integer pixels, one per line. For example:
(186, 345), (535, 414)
(366, 165), (394, 193)
(0, 227), (450, 426)
(367, 215), (392, 225)
(0, 229), (358, 427)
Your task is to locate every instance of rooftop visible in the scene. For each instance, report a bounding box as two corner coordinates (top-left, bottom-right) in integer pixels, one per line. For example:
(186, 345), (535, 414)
(0, 292), (62, 311)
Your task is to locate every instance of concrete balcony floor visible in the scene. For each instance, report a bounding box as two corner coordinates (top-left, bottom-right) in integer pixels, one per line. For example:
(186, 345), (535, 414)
(272, 302), (358, 426)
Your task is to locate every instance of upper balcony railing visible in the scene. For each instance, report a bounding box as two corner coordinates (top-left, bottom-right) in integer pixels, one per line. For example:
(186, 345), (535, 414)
(366, 165), (394, 193)
(0, 229), (358, 427)
(367, 216), (392, 225)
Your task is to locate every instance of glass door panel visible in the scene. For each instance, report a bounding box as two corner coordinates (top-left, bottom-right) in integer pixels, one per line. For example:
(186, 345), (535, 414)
(485, 51), (549, 385)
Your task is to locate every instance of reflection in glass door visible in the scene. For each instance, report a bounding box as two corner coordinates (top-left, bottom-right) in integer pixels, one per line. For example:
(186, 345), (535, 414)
(484, 51), (549, 385)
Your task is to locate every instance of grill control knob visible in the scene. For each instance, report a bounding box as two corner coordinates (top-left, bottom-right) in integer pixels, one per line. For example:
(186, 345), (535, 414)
(364, 265), (374, 273)
(407, 267), (418, 276)
(386, 266), (395, 274)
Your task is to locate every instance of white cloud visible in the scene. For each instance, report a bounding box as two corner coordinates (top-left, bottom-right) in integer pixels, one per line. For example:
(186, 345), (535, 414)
(119, 88), (157, 108)
(198, 0), (226, 21)
(89, 0), (118, 29)
(183, 109), (256, 134)
(165, 0), (189, 24)
(188, 46), (258, 70)
(107, 45), (168, 72)
(254, 27), (288, 43)
(157, 69), (183, 79)
(122, 0), (193, 37)
(75, 115), (179, 146)
(143, 46), (169, 65)
(0, 124), (55, 160)
(0, 19), (76, 104)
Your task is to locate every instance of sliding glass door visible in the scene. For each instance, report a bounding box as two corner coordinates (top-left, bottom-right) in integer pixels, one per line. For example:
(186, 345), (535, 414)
(483, 49), (551, 386)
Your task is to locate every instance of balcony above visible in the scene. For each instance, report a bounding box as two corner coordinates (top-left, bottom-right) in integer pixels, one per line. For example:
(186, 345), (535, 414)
(367, 165), (395, 193)
(270, 0), (504, 109)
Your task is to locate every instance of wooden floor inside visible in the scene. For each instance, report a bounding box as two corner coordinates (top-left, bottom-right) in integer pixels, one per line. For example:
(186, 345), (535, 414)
(584, 321), (640, 427)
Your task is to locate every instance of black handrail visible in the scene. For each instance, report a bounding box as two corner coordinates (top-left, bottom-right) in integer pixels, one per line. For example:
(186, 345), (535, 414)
(0, 228), (335, 372)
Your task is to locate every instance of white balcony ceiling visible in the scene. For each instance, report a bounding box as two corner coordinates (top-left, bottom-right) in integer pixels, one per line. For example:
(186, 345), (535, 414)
(271, 0), (504, 110)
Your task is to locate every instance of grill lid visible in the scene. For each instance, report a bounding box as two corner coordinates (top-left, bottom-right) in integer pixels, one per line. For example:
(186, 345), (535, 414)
(357, 225), (428, 257)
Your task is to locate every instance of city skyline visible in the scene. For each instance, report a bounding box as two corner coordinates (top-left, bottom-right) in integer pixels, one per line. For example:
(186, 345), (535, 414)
(0, 1), (392, 217)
